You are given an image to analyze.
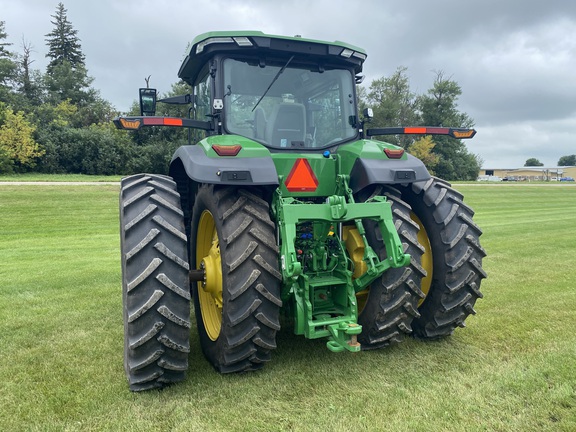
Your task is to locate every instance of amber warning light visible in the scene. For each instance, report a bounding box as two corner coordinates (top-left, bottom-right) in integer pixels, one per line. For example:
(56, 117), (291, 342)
(451, 129), (476, 139)
(117, 118), (141, 130)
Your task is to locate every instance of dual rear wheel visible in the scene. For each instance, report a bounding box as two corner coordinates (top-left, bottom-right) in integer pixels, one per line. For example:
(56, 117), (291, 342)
(120, 176), (486, 389)
(355, 177), (487, 347)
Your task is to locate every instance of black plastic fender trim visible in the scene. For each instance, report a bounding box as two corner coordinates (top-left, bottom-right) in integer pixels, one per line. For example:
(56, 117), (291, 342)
(348, 153), (431, 193)
(170, 145), (279, 186)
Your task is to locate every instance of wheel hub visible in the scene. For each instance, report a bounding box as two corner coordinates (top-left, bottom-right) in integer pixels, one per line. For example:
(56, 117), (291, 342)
(196, 210), (223, 341)
(201, 242), (223, 309)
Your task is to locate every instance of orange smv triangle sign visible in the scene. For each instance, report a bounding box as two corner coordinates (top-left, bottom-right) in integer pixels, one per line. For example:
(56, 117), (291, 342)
(285, 158), (318, 192)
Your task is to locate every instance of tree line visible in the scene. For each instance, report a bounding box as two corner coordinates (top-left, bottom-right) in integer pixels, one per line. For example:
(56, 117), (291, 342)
(0, 3), (502, 180)
(0, 3), (190, 176)
(524, 156), (576, 167)
(360, 67), (483, 180)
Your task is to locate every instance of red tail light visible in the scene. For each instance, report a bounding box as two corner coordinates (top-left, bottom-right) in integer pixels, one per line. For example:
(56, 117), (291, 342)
(384, 148), (405, 159)
(142, 117), (183, 127)
(212, 144), (242, 156)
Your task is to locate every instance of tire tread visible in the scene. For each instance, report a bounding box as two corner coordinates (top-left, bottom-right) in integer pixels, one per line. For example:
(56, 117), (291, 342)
(120, 173), (190, 391)
(401, 177), (486, 339)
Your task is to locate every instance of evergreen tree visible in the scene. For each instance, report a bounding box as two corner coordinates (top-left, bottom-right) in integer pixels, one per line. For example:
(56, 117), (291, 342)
(0, 21), (13, 57)
(44, 60), (94, 105)
(44, 3), (92, 105)
(0, 21), (18, 103)
(45, 3), (85, 72)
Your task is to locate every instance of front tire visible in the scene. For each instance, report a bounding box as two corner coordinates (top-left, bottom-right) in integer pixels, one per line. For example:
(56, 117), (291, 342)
(190, 185), (282, 373)
(120, 174), (191, 391)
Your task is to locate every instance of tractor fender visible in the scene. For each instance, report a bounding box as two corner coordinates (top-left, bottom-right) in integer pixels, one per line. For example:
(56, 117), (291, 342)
(169, 145), (279, 186)
(348, 153), (431, 193)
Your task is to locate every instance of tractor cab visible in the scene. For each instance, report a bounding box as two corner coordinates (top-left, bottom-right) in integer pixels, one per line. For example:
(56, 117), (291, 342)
(218, 55), (358, 148)
(140, 31), (368, 149)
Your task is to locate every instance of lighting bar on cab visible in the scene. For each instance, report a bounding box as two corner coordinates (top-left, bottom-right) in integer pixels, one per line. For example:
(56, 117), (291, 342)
(367, 127), (477, 139)
(113, 116), (212, 131)
(196, 36), (252, 54)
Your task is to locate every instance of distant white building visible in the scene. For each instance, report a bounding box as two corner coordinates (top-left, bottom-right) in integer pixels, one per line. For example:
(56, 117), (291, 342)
(478, 166), (576, 181)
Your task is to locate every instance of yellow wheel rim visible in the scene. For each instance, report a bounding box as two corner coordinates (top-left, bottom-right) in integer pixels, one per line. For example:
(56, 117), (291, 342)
(196, 210), (223, 341)
(410, 212), (432, 306)
(342, 226), (369, 314)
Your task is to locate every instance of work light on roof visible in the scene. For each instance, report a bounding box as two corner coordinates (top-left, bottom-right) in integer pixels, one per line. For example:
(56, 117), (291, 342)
(233, 37), (253, 47)
(196, 36), (255, 54)
(340, 48), (366, 60)
(196, 37), (235, 54)
(340, 49), (354, 58)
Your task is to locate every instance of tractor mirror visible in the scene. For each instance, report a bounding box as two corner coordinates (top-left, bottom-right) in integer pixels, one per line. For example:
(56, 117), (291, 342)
(139, 88), (157, 116)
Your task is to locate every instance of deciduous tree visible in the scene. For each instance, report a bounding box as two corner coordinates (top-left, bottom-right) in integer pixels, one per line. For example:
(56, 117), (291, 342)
(524, 158), (544, 167)
(418, 71), (480, 180)
(557, 155), (576, 166)
(365, 66), (420, 148)
(0, 104), (44, 171)
(408, 135), (440, 175)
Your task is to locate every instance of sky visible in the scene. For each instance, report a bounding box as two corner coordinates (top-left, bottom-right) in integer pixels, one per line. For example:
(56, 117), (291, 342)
(1, 0), (575, 168)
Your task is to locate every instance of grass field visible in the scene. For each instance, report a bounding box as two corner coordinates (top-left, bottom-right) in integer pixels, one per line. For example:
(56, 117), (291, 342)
(0, 182), (574, 431)
(0, 173), (122, 182)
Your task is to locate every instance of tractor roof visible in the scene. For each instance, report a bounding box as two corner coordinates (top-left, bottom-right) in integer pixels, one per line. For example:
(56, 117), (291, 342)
(178, 30), (367, 85)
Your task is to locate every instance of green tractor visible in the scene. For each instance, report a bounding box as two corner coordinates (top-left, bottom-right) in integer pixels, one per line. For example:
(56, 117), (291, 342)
(115, 31), (487, 391)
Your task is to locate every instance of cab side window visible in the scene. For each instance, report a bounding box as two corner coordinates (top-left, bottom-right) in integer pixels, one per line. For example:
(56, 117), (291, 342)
(193, 73), (212, 141)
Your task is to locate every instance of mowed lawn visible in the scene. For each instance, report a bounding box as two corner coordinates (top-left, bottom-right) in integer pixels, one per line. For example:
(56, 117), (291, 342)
(0, 182), (574, 431)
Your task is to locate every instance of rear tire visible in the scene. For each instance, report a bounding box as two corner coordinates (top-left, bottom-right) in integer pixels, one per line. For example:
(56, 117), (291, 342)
(357, 186), (426, 349)
(120, 174), (191, 391)
(190, 185), (282, 373)
(400, 177), (487, 339)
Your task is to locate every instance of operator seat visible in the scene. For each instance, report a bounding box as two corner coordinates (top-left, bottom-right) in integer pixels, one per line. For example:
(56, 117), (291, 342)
(253, 107), (267, 141)
(265, 103), (306, 147)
